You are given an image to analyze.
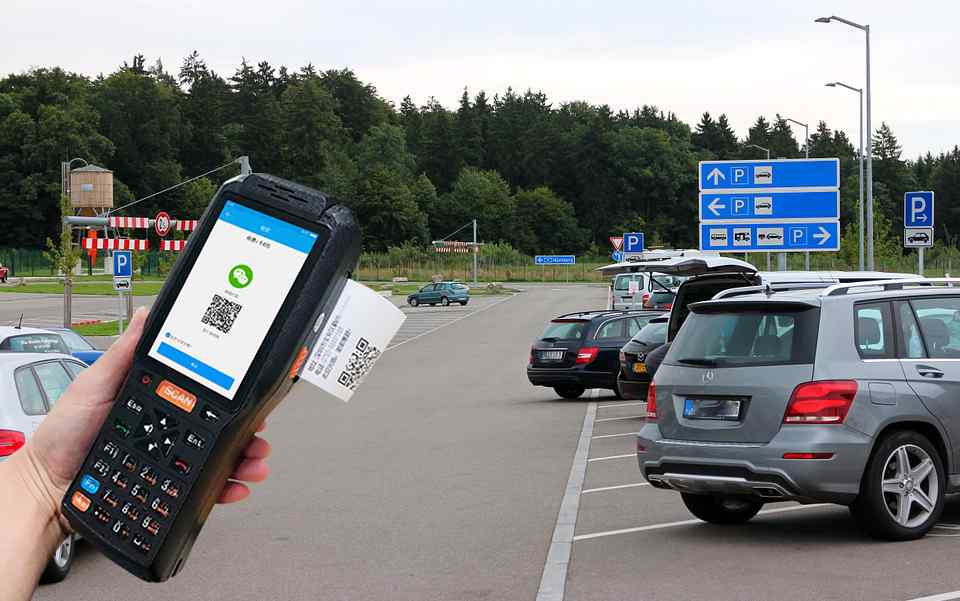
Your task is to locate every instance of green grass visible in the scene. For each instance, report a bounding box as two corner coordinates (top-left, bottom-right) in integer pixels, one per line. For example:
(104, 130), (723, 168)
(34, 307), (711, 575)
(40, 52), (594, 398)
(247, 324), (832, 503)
(72, 321), (123, 336)
(0, 282), (164, 295)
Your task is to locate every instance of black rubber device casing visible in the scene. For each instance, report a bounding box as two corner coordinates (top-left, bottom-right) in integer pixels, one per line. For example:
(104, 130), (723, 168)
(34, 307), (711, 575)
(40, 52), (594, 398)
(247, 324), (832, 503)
(61, 173), (361, 581)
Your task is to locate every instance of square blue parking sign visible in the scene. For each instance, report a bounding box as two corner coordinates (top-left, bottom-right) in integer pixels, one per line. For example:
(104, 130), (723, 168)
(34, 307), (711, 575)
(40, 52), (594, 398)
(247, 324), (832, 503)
(904, 191), (934, 228)
(113, 250), (133, 278)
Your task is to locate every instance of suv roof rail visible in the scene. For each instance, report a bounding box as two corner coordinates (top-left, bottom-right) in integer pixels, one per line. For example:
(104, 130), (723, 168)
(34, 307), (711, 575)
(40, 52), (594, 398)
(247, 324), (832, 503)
(712, 282), (832, 300)
(822, 277), (960, 297)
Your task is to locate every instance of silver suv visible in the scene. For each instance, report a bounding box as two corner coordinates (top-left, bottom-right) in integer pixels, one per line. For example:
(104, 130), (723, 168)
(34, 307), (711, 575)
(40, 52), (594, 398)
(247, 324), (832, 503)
(639, 277), (960, 540)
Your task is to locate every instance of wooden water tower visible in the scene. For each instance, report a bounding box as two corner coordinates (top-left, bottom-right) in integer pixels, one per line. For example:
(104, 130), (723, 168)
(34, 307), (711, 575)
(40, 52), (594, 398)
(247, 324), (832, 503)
(69, 164), (113, 216)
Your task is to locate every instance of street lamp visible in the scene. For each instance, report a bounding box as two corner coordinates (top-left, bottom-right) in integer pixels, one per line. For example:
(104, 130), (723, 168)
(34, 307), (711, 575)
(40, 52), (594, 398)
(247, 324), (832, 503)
(817, 14), (873, 270)
(746, 143), (770, 159)
(826, 81), (865, 271)
(783, 118), (810, 159)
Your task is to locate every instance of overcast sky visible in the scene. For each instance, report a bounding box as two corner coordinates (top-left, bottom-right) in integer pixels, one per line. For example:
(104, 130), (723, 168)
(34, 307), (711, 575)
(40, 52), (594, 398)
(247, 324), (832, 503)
(5, 0), (956, 158)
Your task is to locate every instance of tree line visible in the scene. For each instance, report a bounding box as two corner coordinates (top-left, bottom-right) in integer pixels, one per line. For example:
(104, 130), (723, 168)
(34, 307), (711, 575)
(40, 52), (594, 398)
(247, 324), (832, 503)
(2, 53), (958, 258)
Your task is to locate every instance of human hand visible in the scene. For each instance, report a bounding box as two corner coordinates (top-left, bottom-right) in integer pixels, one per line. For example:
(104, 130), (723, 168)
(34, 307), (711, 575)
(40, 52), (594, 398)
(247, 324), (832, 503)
(11, 307), (271, 536)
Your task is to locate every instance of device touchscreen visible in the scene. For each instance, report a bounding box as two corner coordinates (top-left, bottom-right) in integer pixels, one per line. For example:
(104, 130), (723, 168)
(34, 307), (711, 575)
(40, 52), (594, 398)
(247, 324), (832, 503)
(147, 199), (318, 400)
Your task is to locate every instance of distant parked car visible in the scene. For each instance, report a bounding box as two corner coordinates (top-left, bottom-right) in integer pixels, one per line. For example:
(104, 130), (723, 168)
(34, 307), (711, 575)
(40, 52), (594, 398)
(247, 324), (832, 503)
(617, 317), (668, 399)
(0, 264), (8, 283)
(0, 353), (88, 582)
(643, 289), (676, 311)
(44, 327), (104, 365)
(527, 310), (665, 398)
(407, 282), (470, 307)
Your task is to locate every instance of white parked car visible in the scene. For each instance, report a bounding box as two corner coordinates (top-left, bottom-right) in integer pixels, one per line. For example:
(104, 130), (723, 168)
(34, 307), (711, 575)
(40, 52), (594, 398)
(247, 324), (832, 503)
(0, 353), (88, 583)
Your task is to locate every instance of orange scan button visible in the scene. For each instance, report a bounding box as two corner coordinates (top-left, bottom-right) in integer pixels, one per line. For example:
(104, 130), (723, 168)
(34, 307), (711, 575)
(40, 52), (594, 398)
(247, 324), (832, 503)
(156, 380), (197, 414)
(71, 491), (91, 512)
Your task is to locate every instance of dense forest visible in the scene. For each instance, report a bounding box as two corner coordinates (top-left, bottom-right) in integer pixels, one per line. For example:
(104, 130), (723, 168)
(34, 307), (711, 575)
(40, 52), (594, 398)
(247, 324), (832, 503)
(2, 53), (958, 262)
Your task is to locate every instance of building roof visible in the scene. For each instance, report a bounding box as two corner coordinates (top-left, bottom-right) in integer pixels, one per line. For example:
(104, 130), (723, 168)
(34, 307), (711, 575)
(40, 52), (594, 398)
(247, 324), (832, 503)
(72, 164), (111, 173)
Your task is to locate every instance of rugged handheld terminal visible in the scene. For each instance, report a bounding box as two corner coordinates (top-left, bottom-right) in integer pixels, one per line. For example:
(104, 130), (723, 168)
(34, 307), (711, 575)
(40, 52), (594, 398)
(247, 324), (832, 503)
(61, 173), (361, 581)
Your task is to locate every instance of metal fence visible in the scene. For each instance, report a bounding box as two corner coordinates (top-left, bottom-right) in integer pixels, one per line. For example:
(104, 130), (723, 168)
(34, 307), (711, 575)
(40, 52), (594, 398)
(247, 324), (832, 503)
(0, 248), (171, 278)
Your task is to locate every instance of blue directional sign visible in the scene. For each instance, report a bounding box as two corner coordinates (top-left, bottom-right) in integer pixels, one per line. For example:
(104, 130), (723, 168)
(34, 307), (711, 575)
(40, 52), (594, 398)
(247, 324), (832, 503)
(611, 251), (624, 262)
(535, 255), (576, 265)
(699, 190), (839, 221)
(700, 222), (839, 252)
(113, 250), (133, 277)
(700, 158), (840, 191)
(904, 191), (934, 228)
(623, 232), (645, 254)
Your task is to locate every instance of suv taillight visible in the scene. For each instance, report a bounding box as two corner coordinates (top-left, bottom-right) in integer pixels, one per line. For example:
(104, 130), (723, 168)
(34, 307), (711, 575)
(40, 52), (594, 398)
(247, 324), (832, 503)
(642, 292), (651, 305)
(645, 382), (657, 419)
(529, 346), (535, 365)
(0, 429), (25, 457)
(576, 347), (599, 364)
(783, 380), (857, 424)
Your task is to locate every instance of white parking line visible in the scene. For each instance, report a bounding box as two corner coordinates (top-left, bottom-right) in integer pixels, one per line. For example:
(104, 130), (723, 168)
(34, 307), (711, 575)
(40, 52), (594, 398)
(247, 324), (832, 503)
(591, 432), (638, 440)
(905, 592), (960, 601)
(534, 390), (598, 601)
(594, 415), (645, 423)
(582, 482), (650, 494)
(388, 295), (513, 350)
(597, 402), (646, 409)
(587, 454), (635, 463)
(572, 504), (829, 542)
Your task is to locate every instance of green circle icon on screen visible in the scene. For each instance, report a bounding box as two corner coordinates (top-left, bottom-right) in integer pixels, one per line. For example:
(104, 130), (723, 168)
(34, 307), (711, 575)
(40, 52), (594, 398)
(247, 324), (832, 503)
(229, 264), (253, 289)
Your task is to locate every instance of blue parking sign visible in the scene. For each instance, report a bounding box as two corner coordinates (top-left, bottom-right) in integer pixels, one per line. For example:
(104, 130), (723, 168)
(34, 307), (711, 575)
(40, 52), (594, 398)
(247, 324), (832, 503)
(623, 233), (644, 254)
(904, 191), (934, 228)
(113, 250), (133, 278)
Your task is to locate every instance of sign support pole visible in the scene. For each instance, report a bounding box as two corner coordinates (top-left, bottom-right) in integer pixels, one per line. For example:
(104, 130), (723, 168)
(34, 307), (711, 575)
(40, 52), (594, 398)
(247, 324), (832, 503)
(118, 291), (125, 335)
(919, 247), (924, 276)
(472, 219), (478, 285)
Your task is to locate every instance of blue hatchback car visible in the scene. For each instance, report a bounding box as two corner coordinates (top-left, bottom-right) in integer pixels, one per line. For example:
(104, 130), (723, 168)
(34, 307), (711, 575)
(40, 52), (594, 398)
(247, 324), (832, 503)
(407, 282), (470, 307)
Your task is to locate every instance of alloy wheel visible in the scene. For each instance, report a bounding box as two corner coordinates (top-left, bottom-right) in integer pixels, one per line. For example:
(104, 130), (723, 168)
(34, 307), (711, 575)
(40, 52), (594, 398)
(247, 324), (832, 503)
(882, 444), (939, 528)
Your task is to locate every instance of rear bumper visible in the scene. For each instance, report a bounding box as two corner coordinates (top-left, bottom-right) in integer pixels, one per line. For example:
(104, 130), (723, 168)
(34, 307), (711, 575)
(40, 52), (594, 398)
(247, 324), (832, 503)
(637, 422), (874, 504)
(526, 367), (615, 389)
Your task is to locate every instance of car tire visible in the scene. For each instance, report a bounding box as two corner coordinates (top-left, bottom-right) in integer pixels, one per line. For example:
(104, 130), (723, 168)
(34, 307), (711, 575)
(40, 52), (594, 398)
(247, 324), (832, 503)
(681, 493), (763, 524)
(612, 377), (624, 399)
(409, 298), (418, 307)
(460, 301), (468, 306)
(40, 535), (75, 584)
(441, 296), (450, 306)
(554, 386), (585, 399)
(850, 430), (945, 541)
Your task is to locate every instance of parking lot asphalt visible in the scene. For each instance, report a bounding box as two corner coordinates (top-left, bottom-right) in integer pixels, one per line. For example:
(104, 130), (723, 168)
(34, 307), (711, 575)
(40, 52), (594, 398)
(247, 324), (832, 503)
(32, 282), (960, 601)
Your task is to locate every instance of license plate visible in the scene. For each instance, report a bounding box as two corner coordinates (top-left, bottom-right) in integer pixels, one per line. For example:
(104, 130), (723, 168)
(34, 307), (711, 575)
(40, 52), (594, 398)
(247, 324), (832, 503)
(683, 398), (742, 421)
(540, 350), (564, 361)
(633, 362), (647, 374)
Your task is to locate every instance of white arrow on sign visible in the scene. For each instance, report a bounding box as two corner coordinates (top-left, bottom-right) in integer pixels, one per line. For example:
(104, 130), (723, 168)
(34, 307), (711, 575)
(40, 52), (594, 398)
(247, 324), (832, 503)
(813, 226), (831, 245)
(706, 168), (725, 186)
(707, 197), (726, 216)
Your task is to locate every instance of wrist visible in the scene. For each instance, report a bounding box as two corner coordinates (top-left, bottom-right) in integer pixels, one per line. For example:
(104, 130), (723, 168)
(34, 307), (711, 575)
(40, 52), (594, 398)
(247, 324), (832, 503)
(6, 448), (71, 540)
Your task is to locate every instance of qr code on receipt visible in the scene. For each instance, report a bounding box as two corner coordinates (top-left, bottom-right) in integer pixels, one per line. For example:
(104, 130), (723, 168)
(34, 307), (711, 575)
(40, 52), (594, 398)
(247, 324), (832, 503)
(337, 337), (381, 390)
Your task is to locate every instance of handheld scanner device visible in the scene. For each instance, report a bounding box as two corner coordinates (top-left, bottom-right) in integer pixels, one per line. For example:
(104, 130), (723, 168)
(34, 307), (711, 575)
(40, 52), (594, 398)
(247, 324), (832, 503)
(62, 173), (360, 581)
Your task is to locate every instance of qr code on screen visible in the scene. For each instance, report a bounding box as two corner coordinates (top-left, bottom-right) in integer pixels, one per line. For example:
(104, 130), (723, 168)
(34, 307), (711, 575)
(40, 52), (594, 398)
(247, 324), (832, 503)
(337, 337), (381, 390)
(201, 294), (242, 334)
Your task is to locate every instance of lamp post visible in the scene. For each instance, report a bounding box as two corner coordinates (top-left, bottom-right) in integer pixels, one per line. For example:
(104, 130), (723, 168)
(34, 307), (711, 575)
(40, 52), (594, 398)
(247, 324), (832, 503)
(826, 82), (865, 271)
(745, 144), (771, 270)
(817, 15), (873, 270)
(784, 117), (810, 270)
(746, 143), (770, 159)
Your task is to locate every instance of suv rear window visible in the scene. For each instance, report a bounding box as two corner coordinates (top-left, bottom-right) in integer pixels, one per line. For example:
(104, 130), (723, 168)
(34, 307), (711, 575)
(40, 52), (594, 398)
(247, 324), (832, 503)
(633, 321), (667, 345)
(614, 275), (643, 291)
(541, 320), (587, 340)
(667, 307), (819, 367)
(0, 334), (68, 353)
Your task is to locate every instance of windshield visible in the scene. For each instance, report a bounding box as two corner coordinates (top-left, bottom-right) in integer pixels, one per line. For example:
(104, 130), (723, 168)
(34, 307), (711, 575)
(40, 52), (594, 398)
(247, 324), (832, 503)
(0, 333), (70, 353)
(633, 321), (667, 345)
(667, 308), (819, 367)
(613, 274), (643, 291)
(54, 330), (96, 351)
(541, 320), (587, 340)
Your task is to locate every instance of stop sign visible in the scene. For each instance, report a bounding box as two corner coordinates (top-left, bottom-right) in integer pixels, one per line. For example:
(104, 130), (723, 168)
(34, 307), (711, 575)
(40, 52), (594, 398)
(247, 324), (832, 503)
(155, 211), (171, 237)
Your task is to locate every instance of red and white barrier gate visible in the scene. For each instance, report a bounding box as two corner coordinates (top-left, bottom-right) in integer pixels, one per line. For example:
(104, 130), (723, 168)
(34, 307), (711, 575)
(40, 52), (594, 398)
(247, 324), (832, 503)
(82, 238), (149, 250)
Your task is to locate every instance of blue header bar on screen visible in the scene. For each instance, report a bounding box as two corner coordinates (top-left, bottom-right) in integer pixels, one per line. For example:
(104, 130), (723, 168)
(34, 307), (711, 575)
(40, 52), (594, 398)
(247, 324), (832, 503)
(218, 200), (318, 254)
